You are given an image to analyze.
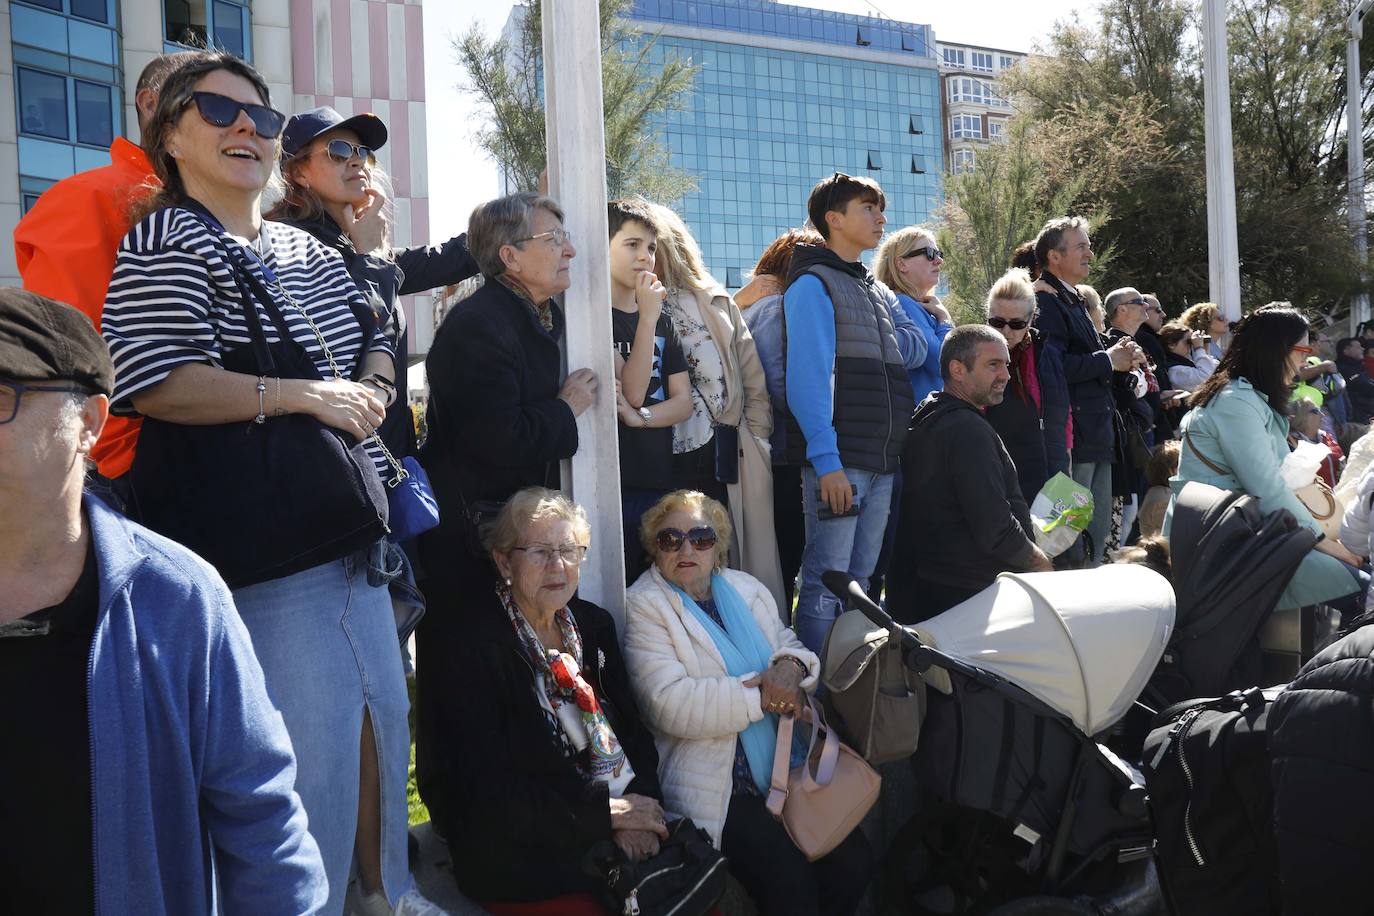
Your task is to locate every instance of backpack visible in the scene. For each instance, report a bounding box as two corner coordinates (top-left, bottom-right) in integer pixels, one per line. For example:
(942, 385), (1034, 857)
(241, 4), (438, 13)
(820, 608), (925, 764)
(1141, 687), (1282, 916)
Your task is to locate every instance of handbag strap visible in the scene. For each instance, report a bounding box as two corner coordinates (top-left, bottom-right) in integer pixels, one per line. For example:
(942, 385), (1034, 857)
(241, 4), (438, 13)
(764, 695), (840, 817)
(1183, 430), (1230, 476)
(766, 710), (794, 817)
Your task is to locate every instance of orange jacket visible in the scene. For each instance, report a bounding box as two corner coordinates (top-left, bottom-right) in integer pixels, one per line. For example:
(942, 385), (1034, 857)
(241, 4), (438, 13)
(15, 137), (158, 479)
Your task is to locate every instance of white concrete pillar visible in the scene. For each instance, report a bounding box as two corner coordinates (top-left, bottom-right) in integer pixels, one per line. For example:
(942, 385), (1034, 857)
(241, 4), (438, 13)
(542, 1), (626, 628)
(1202, 0), (1242, 322)
(1348, 2), (1371, 328)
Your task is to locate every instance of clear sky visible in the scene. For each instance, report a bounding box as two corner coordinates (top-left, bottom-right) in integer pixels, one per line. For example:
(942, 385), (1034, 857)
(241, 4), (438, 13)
(421, 0), (1098, 242)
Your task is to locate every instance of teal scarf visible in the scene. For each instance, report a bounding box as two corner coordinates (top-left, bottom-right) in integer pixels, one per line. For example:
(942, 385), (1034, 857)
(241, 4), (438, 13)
(671, 573), (782, 793)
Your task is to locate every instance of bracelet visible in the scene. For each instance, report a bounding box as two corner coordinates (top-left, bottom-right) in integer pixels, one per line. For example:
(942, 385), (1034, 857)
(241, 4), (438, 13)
(777, 655), (809, 678)
(253, 376), (267, 424)
(272, 376), (284, 417)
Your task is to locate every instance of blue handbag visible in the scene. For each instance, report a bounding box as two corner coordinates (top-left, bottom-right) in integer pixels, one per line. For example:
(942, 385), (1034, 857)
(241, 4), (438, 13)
(385, 454), (441, 542)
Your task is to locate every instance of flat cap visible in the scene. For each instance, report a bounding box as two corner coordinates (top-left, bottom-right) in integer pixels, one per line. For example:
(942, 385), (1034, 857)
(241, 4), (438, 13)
(0, 288), (114, 396)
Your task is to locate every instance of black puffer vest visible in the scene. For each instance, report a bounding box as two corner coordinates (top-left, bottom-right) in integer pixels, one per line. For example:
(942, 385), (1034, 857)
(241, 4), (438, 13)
(782, 247), (914, 474)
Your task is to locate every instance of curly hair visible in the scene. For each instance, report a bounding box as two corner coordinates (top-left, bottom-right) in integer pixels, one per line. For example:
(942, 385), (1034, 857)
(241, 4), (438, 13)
(485, 487), (591, 556)
(639, 489), (733, 570)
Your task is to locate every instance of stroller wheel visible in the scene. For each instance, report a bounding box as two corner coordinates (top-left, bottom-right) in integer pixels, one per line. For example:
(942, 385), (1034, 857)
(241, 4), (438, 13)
(984, 896), (1098, 916)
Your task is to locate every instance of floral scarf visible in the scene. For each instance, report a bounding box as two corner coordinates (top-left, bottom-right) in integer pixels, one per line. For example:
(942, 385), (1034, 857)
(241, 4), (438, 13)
(498, 583), (633, 793)
(497, 274), (554, 333)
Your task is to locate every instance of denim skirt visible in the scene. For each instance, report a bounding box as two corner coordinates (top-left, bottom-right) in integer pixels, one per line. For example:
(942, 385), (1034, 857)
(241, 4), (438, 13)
(233, 546), (411, 914)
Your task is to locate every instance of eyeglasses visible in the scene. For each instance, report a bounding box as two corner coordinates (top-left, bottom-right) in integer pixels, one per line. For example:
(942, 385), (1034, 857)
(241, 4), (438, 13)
(316, 138), (376, 165)
(1292, 345), (1314, 355)
(988, 317), (1030, 331)
(655, 526), (718, 553)
(512, 543), (588, 566)
(186, 91), (286, 139)
(902, 246), (942, 262)
(0, 380), (91, 425)
(514, 227), (572, 248)
(1122, 297), (1148, 308)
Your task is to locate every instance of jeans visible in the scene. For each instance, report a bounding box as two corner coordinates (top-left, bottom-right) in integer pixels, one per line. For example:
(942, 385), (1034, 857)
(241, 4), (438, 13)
(233, 548), (413, 914)
(796, 467), (894, 653)
(1071, 460), (1114, 567)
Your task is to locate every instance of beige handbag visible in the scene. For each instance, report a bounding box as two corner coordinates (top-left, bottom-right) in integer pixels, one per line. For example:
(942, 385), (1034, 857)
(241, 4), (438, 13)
(765, 695), (881, 861)
(1295, 479), (1344, 541)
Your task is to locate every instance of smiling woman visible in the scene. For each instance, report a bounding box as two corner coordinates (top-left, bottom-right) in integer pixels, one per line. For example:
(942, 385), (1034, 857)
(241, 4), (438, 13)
(99, 50), (439, 916)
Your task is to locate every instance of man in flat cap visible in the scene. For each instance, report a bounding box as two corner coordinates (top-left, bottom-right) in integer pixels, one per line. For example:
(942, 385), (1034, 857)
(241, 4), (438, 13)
(0, 289), (328, 914)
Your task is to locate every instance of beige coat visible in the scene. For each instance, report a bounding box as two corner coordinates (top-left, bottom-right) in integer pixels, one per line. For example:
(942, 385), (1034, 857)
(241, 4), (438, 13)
(674, 286), (787, 610)
(623, 565), (819, 845)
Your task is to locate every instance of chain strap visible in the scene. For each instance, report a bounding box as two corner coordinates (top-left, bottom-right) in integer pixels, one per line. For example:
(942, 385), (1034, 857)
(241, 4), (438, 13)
(261, 260), (410, 487)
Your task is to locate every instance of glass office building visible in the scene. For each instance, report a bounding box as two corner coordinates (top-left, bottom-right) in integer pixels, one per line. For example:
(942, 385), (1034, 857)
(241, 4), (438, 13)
(627, 0), (943, 287)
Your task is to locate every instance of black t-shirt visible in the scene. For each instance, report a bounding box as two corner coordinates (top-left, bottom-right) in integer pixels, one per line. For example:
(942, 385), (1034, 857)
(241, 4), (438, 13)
(612, 308), (687, 490)
(0, 539), (98, 915)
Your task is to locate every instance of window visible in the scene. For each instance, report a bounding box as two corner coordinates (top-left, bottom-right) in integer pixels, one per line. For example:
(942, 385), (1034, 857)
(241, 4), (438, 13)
(909, 114), (923, 134)
(1000, 55), (1016, 69)
(988, 119), (1005, 139)
(18, 67), (68, 140)
(867, 149), (882, 170)
(942, 47), (965, 67)
(953, 149), (976, 173)
(900, 31), (916, 52)
(855, 27), (870, 47)
(74, 79), (112, 146)
(725, 266), (745, 288)
(911, 154), (925, 174)
(165, 0), (250, 59)
(951, 114), (982, 140)
(950, 78), (993, 104)
(972, 51), (994, 71)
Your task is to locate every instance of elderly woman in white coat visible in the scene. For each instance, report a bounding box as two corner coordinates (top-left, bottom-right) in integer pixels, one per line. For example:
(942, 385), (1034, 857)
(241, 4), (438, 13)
(624, 490), (875, 916)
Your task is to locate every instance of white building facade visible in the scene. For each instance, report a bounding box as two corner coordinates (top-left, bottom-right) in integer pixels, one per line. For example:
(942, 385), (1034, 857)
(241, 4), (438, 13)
(935, 40), (1024, 174)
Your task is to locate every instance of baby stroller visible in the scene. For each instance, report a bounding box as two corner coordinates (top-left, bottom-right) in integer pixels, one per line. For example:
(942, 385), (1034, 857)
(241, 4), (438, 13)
(822, 566), (1175, 914)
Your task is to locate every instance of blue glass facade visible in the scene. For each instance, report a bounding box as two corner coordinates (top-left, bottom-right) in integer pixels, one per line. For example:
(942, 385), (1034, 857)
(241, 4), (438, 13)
(628, 0), (943, 287)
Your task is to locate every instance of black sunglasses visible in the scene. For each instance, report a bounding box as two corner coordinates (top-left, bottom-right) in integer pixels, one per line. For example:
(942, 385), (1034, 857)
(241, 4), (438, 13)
(655, 526), (718, 553)
(988, 317), (1030, 330)
(318, 138), (376, 165)
(187, 91), (286, 139)
(903, 245), (942, 262)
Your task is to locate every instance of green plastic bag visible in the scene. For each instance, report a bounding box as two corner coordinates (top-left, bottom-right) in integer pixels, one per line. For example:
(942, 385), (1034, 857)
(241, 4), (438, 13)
(1029, 472), (1094, 558)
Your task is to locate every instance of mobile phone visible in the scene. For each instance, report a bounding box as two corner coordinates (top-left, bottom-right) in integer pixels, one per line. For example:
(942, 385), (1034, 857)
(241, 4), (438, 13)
(816, 485), (861, 520)
(1170, 391), (1189, 401)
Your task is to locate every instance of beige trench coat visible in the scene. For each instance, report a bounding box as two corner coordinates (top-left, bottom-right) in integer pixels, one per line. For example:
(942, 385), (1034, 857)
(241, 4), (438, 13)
(673, 286), (787, 610)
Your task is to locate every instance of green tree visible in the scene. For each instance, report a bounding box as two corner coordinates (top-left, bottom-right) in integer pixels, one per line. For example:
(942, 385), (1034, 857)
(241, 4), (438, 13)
(454, 0), (699, 202)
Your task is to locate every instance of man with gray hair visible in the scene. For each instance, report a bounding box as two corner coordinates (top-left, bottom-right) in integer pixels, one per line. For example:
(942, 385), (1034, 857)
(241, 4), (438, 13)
(1104, 286), (1158, 537)
(888, 324), (1052, 622)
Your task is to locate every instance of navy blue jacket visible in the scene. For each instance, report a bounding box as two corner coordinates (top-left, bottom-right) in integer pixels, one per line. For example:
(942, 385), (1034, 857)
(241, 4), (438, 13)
(1033, 272), (1115, 464)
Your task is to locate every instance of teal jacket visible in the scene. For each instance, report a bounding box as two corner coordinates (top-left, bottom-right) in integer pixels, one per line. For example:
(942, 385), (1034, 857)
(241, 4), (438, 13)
(1164, 378), (1358, 608)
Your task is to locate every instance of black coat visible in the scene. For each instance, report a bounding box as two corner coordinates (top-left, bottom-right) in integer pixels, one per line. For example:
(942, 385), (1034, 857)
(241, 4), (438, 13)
(888, 392), (1038, 618)
(417, 590), (662, 903)
(1337, 355), (1374, 422)
(1135, 323), (1175, 442)
(1105, 327), (1154, 485)
(985, 329), (1052, 505)
(1032, 272), (1115, 464)
(284, 213), (479, 458)
(417, 277), (579, 581)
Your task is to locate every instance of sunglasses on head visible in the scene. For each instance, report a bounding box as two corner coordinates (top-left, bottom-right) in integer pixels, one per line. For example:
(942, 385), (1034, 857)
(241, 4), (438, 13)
(655, 526), (718, 553)
(188, 91), (285, 139)
(1292, 345), (1314, 355)
(903, 245), (942, 261)
(988, 317), (1030, 330)
(318, 138), (376, 165)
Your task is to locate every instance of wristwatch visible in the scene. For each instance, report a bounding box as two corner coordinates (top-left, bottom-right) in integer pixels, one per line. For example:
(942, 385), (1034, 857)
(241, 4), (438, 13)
(637, 406), (652, 427)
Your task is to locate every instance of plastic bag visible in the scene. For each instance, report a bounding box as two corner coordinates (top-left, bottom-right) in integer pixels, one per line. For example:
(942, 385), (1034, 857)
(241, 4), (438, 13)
(1280, 440), (1329, 490)
(1029, 471), (1095, 558)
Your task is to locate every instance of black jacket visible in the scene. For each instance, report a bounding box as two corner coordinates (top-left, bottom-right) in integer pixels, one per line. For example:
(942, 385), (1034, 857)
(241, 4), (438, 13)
(1106, 326), (1154, 486)
(417, 590), (662, 903)
(417, 278), (579, 580)
(1134, 323), (1175, 441)
(1032, 272), (1115, 464)
(1337, 355), (1374, 422)
(985, 329), (1052, 505)
(284, 213), (479, 458)
(889, 392), (1038, 616)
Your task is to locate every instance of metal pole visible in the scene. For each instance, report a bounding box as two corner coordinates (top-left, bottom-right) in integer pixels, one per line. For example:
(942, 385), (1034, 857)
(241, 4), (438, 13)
(1202, 0), (1242, 322)
(542, 1), (627, 630)
(1349, 1), (1372, 329)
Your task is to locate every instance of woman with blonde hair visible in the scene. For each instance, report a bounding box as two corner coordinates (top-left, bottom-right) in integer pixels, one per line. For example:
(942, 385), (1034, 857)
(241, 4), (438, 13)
(1180, 301), (1229, 360)
(874, 225), (953, 403)
(645, 202), (785, 609)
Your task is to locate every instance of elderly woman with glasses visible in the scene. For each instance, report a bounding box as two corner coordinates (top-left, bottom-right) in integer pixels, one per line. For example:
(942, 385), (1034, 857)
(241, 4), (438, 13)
(624, 490), (875, 916)
(99, 52), (435, 915)
(420, 488), (666, 915)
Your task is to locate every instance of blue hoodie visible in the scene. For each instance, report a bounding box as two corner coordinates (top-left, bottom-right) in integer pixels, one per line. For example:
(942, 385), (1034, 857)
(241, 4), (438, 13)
(894, 292), (952, 403)
(84, 493), (327, 916)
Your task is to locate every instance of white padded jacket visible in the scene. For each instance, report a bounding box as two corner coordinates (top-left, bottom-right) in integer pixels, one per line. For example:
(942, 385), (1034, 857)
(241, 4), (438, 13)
(623, 565), (819, 846)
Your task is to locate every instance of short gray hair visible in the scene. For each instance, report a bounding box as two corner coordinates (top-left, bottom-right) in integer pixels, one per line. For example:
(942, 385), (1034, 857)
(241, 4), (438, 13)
(1103, 287), (1140, 323)
(1033, 216), (1091, 267)
(940, 324), (1007, 380)
(467, 192), (566, 278)
(56, 392), (88, 447)
(484, 486), (591, 556)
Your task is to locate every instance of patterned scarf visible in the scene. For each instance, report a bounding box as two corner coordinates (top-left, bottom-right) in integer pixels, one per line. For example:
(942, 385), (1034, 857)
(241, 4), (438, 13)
(497, 274), (554, 333)
(497, 583), (632, 791)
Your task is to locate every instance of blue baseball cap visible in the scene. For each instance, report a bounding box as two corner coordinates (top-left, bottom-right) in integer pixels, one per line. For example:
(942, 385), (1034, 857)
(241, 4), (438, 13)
(280, 106), (388, 159)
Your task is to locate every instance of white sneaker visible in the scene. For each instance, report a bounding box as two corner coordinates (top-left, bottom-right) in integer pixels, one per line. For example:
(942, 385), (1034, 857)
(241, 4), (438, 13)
(349, 886), (451, 916)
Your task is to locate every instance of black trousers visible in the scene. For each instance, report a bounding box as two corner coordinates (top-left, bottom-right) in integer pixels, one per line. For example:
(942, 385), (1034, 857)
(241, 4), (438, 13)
(720, 792), (875, 916)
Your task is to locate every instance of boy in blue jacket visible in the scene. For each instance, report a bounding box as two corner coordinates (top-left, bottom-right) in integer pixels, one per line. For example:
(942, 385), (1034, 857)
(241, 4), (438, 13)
(782, 173), (925, 651)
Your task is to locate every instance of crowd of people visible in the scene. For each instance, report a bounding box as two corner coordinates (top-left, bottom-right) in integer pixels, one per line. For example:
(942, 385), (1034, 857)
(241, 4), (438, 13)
(6, 45), (1374, 916)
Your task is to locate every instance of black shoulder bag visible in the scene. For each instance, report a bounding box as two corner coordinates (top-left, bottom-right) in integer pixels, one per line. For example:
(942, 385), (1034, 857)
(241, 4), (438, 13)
(128, 207), (388, 588)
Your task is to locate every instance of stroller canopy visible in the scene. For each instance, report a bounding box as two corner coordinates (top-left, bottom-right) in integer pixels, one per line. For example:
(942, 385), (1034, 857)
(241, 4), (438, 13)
(913, 566), (1175, 735)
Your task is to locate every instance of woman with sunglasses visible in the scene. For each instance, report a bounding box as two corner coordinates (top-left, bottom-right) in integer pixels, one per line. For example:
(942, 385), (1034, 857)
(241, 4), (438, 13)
(100, 54), (438, 916)
(623, 490), (874, 916)
(1166, 305), (1364, 611)
(983, 268), (1064, 506)
(874, 226), (952, 404)
(421, 488), (665, 915)
(268, 107), (478, 465)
